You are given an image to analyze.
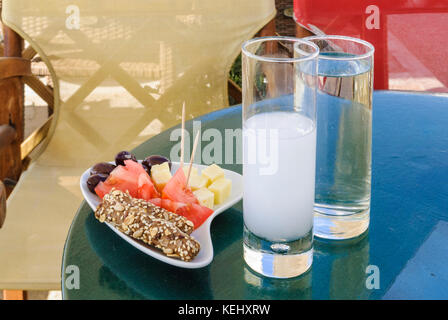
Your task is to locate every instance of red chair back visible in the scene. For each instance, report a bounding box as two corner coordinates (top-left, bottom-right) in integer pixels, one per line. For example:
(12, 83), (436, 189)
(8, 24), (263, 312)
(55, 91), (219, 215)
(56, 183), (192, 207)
(294, 0), (448, 92)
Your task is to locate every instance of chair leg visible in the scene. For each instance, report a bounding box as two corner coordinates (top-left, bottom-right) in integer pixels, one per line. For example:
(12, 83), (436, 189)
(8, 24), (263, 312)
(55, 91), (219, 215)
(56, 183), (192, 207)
(3, 290), (27, 300)
(259, 18), (276, 37)
(295, 24), (314, 38)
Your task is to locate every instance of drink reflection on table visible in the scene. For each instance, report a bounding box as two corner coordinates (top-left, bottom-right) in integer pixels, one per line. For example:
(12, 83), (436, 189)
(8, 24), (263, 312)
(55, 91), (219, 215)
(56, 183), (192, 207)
(243, 232), (371, 300)
(209, 227), (312, 299)
(244, 266), (312, 300)
(313, 232), (371, 299)
(98, 265), (146, 300)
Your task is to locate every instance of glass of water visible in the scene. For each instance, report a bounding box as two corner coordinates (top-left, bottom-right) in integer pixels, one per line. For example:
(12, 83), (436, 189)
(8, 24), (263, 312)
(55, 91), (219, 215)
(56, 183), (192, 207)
(241, 37), (319, 278)
(303, 35), (374, 240)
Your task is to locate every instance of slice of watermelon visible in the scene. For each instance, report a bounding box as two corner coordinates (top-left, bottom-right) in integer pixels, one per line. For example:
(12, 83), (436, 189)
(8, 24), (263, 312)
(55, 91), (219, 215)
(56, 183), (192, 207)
(177, 203), (213, 229)
(98, 165), (139, 198)
(94, 181), (114, 199)
(162, 168), (199, 205)
(94, 160), (159, 200)
(147, 198), (212, 229)
(124, 159), (147, 176)
(149, 198), (186, 214)
(162, 198), (188, 213)
(137, 173), (160, 200)
(149, 198), (162, 207)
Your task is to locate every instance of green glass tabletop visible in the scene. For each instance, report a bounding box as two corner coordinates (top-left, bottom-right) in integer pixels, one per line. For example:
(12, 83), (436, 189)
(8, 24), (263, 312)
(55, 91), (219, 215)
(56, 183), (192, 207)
(62, 91), (448, 299)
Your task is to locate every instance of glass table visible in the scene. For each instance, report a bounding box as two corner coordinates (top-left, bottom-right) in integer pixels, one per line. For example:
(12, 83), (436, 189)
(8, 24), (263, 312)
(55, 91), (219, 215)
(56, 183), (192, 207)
(62, 91), (448, 299)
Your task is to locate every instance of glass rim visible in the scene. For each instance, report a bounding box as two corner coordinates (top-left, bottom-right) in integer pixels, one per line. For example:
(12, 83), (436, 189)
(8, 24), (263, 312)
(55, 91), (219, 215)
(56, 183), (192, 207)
(242, 36), (320, 63)
(303, 35), (375, 61)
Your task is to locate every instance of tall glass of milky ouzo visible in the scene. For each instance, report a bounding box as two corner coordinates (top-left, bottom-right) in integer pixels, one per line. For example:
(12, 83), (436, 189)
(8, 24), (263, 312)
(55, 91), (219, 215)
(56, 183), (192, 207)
(242, 37), (319, 278)
(304, 36), (374, 240)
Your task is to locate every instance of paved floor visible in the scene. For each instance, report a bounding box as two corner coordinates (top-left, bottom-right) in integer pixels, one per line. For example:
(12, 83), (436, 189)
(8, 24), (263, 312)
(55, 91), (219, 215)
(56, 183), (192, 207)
(388, 12), (448, 92)
(0, 290), (61, 300)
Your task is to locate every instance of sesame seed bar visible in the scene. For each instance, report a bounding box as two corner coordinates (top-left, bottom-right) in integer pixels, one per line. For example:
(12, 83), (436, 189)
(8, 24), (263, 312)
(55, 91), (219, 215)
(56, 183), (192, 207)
(100, 189), (194, 234)
(95, 190), (200, 261)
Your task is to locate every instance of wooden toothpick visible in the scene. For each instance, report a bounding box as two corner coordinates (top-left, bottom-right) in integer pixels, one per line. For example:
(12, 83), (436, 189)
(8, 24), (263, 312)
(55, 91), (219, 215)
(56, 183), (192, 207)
(186, 131), (200, 188)
(180, 102), (186, 169)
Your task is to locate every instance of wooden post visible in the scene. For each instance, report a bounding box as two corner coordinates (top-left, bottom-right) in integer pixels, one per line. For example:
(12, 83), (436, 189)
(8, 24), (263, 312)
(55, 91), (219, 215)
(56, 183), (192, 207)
(257, 19), (279, 98)
(0, 124), (17, 148)
(295, 24), (314, 38)
(0, 25), (24, 196)
(259, 18), (276, 37)
(0, 23), (27, 300)
(259, 19), (276, 54)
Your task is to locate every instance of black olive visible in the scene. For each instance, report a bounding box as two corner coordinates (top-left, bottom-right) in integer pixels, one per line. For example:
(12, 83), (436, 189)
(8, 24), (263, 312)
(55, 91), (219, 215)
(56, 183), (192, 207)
(90, 162), (116, 176)
(115, 151), (137, 166)
(87, 173), (108, 193)
(141, 155), (171, 173)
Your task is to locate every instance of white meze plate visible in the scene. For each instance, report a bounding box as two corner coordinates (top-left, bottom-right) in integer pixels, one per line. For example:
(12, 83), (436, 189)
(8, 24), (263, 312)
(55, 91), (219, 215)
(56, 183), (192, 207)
(80, 161), (243, 269)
